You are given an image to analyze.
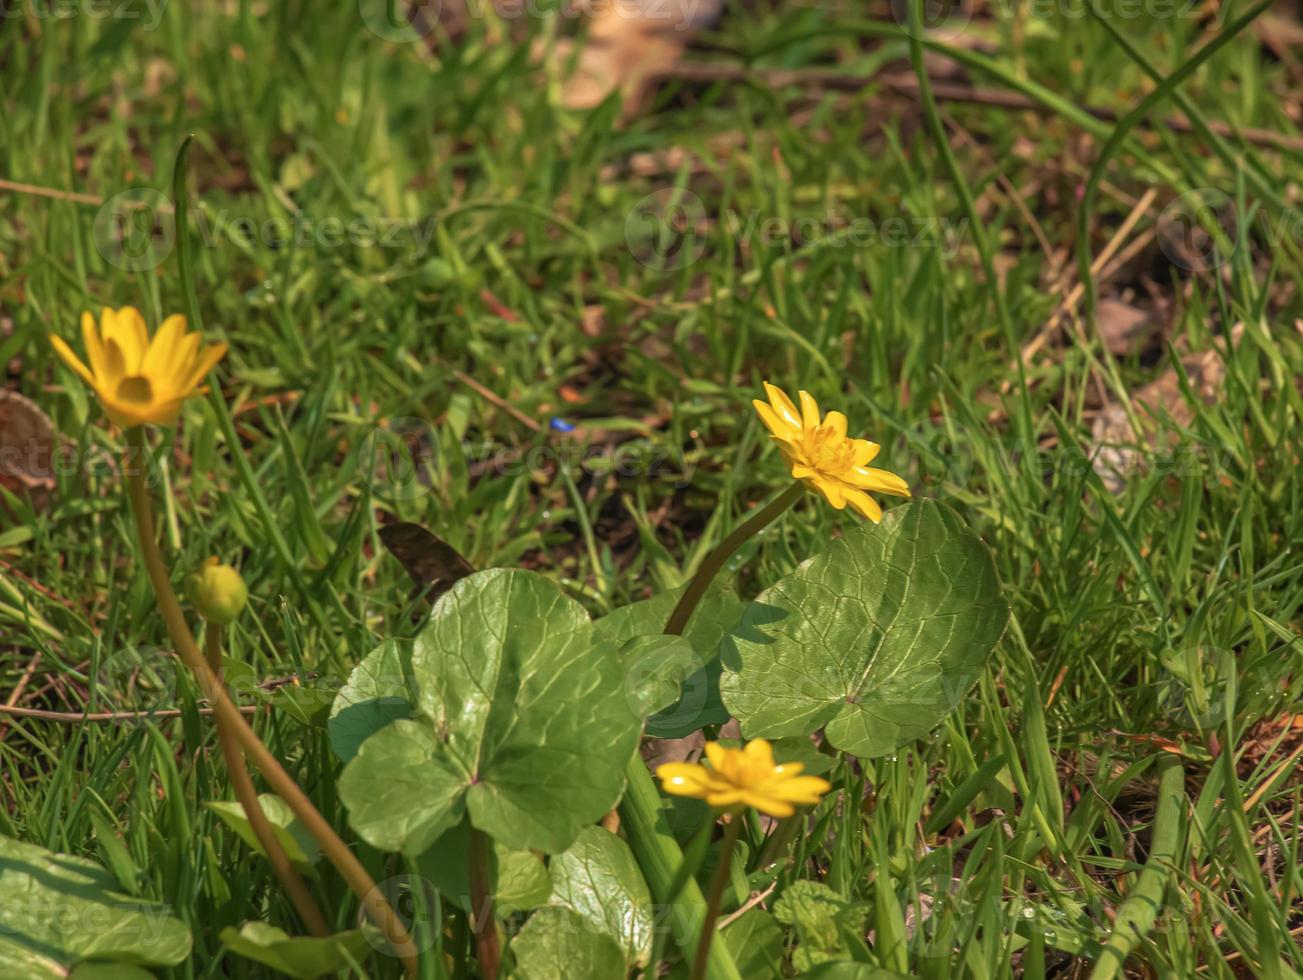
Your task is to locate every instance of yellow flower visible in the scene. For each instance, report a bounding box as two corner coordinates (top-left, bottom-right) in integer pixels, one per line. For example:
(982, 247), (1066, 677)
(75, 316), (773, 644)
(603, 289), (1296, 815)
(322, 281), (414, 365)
(752, 381), (909, 522)
(187, 557), (249, 625)
(657, 739), (831, 818)
(49, 307), (227, 427)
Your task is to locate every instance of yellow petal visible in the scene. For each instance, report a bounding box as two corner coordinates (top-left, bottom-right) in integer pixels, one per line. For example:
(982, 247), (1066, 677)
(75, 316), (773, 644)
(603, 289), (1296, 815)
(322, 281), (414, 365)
(743, 738), (774, 768)
(797, 390), (820, 430)
(105, 306), (149, 373)
(843, 489), (883, 523)
(822, 410), (848, 440)
(851, 440), (881, 466)
(657, 763), (713, 798)
(857, 467), (911, 497)
(753, 400), (798, 440)
(181, 342), (227, 391)
(82, 311), (110, 380)
(49, 335), (95, 386)
(772, 762), (805, 777)
(747, 794), (795, 818)
(102, 388), (180, 428)
(774, 775), (832, 803)
(101, 338), (128, 383)
(703, 788), (749, 809)
(703, 742), (727, 770)
(141, 314), (187, 378)
(170, 331), (202, 386)
(763, 382), (802, 429)
(123, 307), (149, 345)
(814, 478), (846, 509)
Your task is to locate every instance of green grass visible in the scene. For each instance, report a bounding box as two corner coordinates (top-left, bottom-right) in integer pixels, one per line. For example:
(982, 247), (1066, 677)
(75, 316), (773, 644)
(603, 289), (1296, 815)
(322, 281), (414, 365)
(2, 0), (1302, 976)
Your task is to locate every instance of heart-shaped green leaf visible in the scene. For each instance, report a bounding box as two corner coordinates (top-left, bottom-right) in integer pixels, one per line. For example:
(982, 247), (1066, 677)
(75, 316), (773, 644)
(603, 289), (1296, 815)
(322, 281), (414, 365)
(328, 639), (412, 764)
(219, 923), (370, 979)
(547, 826), (654, 967)
(617, 635), (701, 719)
(508, 907), (626, 980)
(340, 569), (643, 854)
(596, 586), (744, 737)
(0, 833), (191, 976)
(720, 500), (1008, 758)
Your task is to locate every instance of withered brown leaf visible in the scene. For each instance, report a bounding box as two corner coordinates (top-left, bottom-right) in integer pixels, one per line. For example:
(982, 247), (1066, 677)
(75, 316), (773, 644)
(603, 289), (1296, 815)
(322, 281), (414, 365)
(378, 522), (476, 604)
(0, 389), (56, 513)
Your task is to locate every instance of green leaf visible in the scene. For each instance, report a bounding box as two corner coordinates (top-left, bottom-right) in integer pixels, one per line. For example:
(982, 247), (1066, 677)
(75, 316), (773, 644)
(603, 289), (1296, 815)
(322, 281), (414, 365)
(414, 817), (552, 915)
(508, 907), (626, 980)
(70, 965), (157, 980)
(773, 881), (868, 972)
(597, 586), (744, 737)
(340, 569), (643, 854)
(0, 833), (191, 974)
(721, 501), (1008, 758)
(219, 922), (369, 979)
(205, 794), (320, 875)
(724, 908), (784, 980)
(796, 965), (913, 979)
(547, 826), (654, 967)
(328, 639), (412, 764)
(619, 634), (701, 718)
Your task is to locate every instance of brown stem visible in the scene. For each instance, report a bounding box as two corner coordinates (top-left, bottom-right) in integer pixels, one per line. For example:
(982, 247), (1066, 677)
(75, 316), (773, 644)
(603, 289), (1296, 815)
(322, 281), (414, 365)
(204, 626), (331, 937)
(691, 813), (744, 980)
(664, 482), (803, 636)
(123, 426), (418, 975)
(468, 826), (500, 980)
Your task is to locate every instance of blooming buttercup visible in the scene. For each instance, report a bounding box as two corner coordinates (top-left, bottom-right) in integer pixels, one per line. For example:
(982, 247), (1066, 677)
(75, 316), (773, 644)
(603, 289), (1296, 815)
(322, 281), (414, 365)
(657, 739), (831, 818)
(752, 381), (909, 522)
(49, 307), (227, 427)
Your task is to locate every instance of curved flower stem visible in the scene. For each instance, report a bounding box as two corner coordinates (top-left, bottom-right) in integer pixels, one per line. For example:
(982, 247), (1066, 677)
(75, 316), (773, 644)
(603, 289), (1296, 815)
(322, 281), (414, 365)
(664, 482), (804, 636)
(618, 763), (741, 980)
(203, 626), (331, 938)
(619, 484), (802, 980)
(467, 827), (500, 980)
(690, 813), (744, 980)
(123, 426), (418, 975)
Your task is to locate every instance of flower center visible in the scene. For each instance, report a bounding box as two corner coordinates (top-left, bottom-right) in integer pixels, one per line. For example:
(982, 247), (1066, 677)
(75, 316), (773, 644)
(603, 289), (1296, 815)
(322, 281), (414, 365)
(798, 425), (855, 475)
(115, 375), (154, 405)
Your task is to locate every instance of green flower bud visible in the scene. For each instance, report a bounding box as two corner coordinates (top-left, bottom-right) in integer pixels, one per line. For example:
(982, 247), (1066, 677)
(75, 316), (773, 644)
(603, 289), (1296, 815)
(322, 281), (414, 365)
(187, 557), (248, 625)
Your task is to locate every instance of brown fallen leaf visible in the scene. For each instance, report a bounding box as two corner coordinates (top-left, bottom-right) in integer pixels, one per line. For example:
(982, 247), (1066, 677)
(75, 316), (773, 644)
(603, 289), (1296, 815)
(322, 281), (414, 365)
(557, 0), (722, 114)
(379, 522), (477, 604)
(1090, 326), (1242, 492)
(1096, 297), (1158, 357)
(0, 389), (56, 513)
(638, 718), (741, 772)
